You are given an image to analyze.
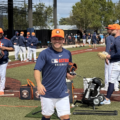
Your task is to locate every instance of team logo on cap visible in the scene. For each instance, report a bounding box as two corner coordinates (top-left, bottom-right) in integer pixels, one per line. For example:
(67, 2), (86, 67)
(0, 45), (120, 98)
(56, 30), (60, 34)
(22, 90), (29, 98)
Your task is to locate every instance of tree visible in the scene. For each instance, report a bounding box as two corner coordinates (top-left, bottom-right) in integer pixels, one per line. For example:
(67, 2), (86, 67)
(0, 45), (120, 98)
(13, 5), (28, 30)
(59, 17), (71, 25)
(3, 3), (53, 30)
(103, 0), (116, 26)
(115, 0), (120, 24)
(3, 16), (8, 30)
(33, 3), (53, 29)
(69, 0), (116, 31)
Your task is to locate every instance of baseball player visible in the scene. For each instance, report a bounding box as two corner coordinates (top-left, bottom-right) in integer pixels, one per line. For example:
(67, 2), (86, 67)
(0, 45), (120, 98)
(82, 33), (86, 46)
(25, 32), (31, 61)
(101, 25), (119, 91)
(0, 28), (14, 95)
(10, 31), (19, 60)
(87, 33), (91, 45)
(4, 35), (12, 62)
(92, 31), (97, 49)
(18, 31), (27, 61)
(29, 32), (38, 62)
(34, 29), (76, 120)
(101, 24), (120, 105)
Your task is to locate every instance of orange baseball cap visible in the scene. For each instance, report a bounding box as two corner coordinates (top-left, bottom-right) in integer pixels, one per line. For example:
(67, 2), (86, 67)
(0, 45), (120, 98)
(27, 32), (30, 35)
(32, 32), (35, 36)
(105, 24), (113, 29)
(51, 29), (64, 38)
(20, 31), (24, 34)
(0, 28), (3, 33)
(109, 24), (120, 30)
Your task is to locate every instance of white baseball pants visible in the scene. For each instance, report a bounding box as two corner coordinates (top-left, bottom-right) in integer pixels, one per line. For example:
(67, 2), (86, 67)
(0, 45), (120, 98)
(0, 63), (8, 92)
(29, 48), (36, 61)
(19, 46), (26, 61)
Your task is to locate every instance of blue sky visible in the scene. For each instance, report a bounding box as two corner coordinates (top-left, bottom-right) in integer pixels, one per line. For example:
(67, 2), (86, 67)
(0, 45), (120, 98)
(32, 0), (119, 22)
(2, 0), (119, 21)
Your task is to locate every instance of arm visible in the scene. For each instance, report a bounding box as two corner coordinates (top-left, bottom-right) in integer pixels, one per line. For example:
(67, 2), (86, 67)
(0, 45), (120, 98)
(106, 40), (120, 59)
(33, 38), (38, 46)
(34, 51), (46, 94)
(0, 47), (14, 51)
(23, 37), (27, 43)
(0, 40), (14, 51)
(34, 70), (46, 95)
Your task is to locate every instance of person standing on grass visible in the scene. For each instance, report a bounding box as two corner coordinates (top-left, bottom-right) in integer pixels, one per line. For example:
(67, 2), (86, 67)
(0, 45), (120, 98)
(82, 32), (86, 46)
(101, 25), (119, 91)
(10, 31), (19, 60)
(34, 29), (76, 120)
(77, 33), (80, 44)
(87, 33), (91, 46)
(29, 32), (38, 62)
(18, 31), (27, 62)
(92, 31), (97, 49)
(0, 28), (14, 95)
(101, 24), (120, 105)
(25, 32), (31, 61)
(74, 34), (77, 44)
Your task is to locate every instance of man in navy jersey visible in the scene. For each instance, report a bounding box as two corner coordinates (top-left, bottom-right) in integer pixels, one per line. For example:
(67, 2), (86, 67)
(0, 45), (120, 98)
(82, 32), (86, 46)
(92, 31), (97, 49)
(101, 25), (119, 91)
(101, 24), (120, 105)
(11, 31), (19, 60)
(18, 31), (27, 61)
(25, 32), (31, 61)
(0, 28), (14, 95)
(34, 29), (76, 120)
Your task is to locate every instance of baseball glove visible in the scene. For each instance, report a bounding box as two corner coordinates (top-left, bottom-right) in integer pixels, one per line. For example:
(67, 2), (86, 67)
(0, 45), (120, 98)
(67, 62), (77, 73)
(0, 49), (4, 59)
(97, 51), (108, 60)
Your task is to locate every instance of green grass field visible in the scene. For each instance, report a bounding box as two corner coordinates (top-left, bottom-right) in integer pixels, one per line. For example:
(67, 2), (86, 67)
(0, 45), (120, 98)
(1, 46), (120, 120)
(8, 45), (104, 62)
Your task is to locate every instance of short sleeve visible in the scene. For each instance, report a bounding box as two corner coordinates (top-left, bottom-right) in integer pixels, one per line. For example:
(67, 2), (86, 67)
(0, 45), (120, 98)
(34, 51), (46, 71)
(69, 51), (72, 62)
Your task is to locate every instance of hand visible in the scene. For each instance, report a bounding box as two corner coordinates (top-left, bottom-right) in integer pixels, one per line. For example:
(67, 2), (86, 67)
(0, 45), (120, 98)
(0, 46), (6, 50)
(37, 84), (46, 95)
(14, 43), (17, 45)
(66, 73), (76, 80)
(106, 54), (111, 59)
(105, 59), (109, 65)
(31, 43), (33, 46)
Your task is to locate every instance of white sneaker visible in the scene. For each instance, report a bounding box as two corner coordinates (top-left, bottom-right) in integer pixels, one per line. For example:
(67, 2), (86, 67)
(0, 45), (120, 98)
(101, 86), (108, 91)
(114, 88), (119, 91)
(100, 99), (111, 105)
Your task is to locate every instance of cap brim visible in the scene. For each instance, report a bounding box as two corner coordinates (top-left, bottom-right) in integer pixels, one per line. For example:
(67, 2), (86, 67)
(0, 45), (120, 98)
(108, 28), (115, 30)
(51, 35), (64, 38)
(105, 27), (108, 29)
